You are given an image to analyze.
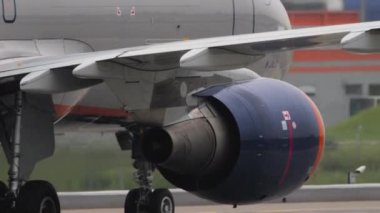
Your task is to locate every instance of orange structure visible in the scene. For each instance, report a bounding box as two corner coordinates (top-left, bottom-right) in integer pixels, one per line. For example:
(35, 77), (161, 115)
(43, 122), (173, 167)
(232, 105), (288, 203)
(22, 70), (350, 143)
(289, 11), (359, 26)
(289, 11), (380, 73)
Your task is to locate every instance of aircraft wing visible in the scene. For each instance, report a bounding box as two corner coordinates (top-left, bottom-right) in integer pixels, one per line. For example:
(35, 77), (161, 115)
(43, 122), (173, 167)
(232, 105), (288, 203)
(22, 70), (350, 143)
(1, 21), (380, 91)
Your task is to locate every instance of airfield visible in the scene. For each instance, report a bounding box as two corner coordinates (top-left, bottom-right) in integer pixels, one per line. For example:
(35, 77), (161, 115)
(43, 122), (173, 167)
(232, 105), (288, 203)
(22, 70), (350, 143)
(58, 184), (380, 213)
(64, 202), (380, 213)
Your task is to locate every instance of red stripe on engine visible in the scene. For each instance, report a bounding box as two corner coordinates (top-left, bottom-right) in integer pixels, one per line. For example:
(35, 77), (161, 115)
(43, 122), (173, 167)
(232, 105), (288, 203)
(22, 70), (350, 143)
(279, 120), (294, 186)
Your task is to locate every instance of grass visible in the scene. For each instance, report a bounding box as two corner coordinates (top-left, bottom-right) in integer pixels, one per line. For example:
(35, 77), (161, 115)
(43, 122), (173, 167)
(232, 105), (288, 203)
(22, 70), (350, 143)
(308, 107), (380, 184)
(327, 107), (380, 142)
(0, 133), (172, 191)
(1, 107), (380, 190)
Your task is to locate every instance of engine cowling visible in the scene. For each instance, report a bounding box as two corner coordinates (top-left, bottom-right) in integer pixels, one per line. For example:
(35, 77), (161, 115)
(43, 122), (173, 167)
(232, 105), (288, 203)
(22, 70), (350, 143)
(142, 78), (325, 204)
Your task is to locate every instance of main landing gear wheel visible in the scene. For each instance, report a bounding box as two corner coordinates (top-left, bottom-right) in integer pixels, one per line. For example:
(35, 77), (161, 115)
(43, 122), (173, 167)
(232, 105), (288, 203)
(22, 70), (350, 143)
(124, 188), (174, 213)
(0, 181), (8, 212)
(150, 189), (174, 213)
(125, 188), (149, 213)
(16, 180), (60, 213)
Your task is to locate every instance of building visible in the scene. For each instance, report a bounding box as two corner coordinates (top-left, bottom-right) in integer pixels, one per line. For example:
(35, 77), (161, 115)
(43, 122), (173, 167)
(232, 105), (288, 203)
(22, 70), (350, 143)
(285, 10), (380, 127)
(283, 0), (344, 11)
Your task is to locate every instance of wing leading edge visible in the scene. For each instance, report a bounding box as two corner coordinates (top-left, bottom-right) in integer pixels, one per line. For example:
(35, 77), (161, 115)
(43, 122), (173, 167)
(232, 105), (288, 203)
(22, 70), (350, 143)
(1, 21), (380, 83)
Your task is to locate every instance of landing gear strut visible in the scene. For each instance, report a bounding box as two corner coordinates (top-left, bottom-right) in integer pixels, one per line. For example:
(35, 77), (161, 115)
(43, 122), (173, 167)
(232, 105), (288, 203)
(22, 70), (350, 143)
(123, 127), (174, 213)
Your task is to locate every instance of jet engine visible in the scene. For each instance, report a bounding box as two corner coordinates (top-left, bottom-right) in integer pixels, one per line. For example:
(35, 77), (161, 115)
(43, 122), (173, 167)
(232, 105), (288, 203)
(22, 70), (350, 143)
(142, 78), (325, 204)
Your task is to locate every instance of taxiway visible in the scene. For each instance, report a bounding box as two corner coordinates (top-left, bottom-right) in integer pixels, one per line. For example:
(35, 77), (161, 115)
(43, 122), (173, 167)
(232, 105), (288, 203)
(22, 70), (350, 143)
(63, 201), (380, 213)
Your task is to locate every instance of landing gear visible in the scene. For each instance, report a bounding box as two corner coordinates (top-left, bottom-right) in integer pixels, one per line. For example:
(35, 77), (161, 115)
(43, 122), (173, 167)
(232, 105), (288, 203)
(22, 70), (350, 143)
(16, 181), (60, 213)
(122, 127), (175, 213)
(150, 189), (174, 213)
(0, 179), (60, 213)
(125, 188), (149, 212)
(0, 91), (58, 213)
(125, 188), (174, 213)
(0, 181), (8, 212)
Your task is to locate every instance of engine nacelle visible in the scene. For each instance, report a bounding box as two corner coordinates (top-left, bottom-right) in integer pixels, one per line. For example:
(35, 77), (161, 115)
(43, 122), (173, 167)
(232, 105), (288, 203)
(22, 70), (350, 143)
(142, 78), (325, 204)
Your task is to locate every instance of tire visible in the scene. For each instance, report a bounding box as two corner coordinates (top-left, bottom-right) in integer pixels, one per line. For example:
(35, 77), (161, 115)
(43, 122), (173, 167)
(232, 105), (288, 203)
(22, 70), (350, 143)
(0, 181), (7, 195)
(150, 189), (174, 213)
(0, 181), (8, 213)
(124, 188), (141, 213)
(16, 180), (60, 213)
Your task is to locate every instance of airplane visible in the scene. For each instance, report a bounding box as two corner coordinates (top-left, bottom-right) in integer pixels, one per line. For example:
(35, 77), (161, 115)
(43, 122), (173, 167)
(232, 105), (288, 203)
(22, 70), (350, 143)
(0, 0), (379, 212)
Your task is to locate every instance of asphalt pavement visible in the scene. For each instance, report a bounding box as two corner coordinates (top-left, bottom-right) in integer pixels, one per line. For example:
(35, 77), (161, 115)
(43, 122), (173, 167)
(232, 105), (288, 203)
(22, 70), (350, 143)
(63, 201), (380, 213)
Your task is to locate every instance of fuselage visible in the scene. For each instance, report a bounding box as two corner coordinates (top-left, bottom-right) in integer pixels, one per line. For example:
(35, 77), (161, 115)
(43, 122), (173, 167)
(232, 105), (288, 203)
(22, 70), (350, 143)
(0, 0), (290, 49)
(0, 0), (292, 130)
